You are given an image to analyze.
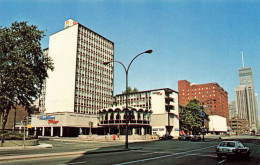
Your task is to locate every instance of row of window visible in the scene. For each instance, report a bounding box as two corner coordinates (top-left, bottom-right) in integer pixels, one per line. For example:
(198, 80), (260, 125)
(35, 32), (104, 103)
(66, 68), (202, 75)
(182, 95), (216, 100)
(182, 90), (216, 95)
(78, 42), (113, 56)
(77, 46), (113, 60)
(76, 70), (112, 80)
(78, 26), (113, 48)
(76, 82), (112, 91)
(181, 86), (216, 91)
(76, 55), (113, 72)
(76, 90), (112, 98)
(78, 33), (113, 50)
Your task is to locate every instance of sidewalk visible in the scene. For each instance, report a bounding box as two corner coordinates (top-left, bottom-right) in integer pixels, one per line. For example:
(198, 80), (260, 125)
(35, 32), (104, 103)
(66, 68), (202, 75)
(0, 144), (140, 162)
(0, 143), (53, 150)
(0, 138), (143, 162)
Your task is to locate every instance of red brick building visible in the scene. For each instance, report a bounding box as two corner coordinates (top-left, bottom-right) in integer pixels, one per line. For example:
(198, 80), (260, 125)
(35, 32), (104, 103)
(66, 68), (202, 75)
(178, 80), (229, 123)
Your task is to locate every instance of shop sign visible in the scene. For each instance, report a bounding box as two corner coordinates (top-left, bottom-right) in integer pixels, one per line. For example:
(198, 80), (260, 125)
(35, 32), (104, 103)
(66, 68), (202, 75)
(37, 116), (59, 124)
(152, 92), (162, 95)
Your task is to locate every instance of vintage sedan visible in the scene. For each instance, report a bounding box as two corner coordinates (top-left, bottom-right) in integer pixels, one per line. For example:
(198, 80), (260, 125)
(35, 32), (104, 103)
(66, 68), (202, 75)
(178, 134), (192, 141)
(190, 135), (201, 141)
(159, 134), (173, 140)
(216, 141), (250, 159)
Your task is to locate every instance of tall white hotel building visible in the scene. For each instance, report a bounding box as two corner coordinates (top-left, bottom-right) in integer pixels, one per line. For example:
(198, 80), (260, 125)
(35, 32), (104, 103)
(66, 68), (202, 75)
(43, 19), (114, 114)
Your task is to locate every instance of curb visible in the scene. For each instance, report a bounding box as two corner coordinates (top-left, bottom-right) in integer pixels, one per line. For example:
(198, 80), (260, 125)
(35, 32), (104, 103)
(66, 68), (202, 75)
(0, 143), (53, 150)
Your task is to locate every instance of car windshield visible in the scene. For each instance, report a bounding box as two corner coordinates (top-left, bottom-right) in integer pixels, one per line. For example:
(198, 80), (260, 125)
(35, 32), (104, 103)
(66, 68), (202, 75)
(219, 142), (235, 147)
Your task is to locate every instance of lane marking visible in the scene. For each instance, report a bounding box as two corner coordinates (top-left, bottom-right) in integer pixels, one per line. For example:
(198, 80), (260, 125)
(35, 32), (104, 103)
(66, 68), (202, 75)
(218, 159), (226, 164)
(65, 161), (87, 165)
(114, 145), (216, 165)
(141, 152), (163, 156)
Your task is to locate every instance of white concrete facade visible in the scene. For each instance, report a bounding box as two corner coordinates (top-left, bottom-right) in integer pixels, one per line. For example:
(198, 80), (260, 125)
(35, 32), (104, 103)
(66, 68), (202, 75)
(208, 115), (227, 132)
(43, 19), (114, 115)
(31, 112), (99, 127)
(45, 24), (78, 113)
(115, 88), (180, 137)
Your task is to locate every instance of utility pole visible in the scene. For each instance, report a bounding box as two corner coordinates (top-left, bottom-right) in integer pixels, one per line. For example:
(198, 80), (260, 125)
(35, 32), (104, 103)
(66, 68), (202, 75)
(23, 116), (27, 149)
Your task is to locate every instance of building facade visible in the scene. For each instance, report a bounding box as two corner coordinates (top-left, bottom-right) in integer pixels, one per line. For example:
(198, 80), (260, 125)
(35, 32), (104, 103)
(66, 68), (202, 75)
(235, 67), (259, 131)
(229, 101), (237, 119)
(114, 88), (180, 137)
(229, 115), (250, 135)
(239, 67), (254, 86)
(43, 19), (114, 114)
(99, 106), (153, 136)
(208, 115), (227, 135)
(178, 80), (229, 122)
(30, 112), (99, 137)
(235, 85), (258, 131)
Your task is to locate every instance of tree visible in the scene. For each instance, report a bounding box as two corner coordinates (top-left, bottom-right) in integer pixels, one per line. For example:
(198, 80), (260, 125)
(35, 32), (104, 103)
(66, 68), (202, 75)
(122, 87), (139, 94)
(0, 21), (54, 130)
(179, 99), (208, 135)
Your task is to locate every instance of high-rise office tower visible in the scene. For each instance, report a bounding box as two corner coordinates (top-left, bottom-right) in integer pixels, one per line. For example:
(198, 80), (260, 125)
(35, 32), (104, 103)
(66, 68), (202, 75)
(235, 85), (257, 129)
(43, 19), (114, 115)
(235, 66), (259, 131)
(239, 67), (254, 86)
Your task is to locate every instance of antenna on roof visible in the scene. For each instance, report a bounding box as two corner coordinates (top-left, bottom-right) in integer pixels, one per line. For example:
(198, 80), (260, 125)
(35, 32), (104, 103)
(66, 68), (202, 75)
(241, 51), (245, 68)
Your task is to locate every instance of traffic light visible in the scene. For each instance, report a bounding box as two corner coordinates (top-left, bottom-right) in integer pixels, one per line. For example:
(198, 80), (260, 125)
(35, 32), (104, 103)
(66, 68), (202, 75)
(23, 116), (27, 125)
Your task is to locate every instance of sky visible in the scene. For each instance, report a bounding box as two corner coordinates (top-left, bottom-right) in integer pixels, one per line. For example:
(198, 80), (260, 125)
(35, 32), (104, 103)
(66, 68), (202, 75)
(1, 0), (259, 109)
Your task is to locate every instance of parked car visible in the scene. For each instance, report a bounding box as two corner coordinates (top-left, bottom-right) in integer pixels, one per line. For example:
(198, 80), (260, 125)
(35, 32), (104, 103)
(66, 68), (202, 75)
(216, 141), (250, 159)
(178, 135), (191, 141)
(159, 134), (173, 140)
(190, 135), (201, 141)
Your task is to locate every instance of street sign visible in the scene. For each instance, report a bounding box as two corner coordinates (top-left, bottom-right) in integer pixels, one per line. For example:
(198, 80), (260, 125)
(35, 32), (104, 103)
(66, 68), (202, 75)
(200, 111), (206, 118)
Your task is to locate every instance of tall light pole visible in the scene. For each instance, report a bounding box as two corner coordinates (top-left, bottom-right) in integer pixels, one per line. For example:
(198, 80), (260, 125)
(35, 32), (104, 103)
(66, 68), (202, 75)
(200, 98), (216, 141)
(103, 49), (152, 149)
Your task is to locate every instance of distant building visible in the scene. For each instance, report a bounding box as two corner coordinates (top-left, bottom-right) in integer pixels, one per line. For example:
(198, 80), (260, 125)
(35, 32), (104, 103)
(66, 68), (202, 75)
(229, 115), (250, 135)
(208, 115), (227, 135)
(235, 67), (259, 131)
(178, 80), (229, 123)
(239, 67), (254, 86)
(229, 101), (237, 119)
(6, 105), (28, 130)
(235, 85), (258, 131)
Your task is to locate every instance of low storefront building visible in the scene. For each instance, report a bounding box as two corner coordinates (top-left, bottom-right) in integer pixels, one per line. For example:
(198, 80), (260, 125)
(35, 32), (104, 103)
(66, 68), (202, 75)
(31, 112), (99, 137)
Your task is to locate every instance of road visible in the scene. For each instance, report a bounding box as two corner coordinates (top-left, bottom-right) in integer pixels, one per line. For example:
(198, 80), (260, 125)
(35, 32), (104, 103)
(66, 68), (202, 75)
(0, 137), (259, 165)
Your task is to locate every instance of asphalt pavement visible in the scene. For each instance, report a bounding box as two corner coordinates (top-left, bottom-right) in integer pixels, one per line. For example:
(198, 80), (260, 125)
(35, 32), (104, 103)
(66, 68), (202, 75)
(0, 135), (259, 163)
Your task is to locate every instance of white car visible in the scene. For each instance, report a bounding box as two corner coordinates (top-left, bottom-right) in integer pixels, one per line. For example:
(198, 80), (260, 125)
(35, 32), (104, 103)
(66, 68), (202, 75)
(216, 141), (250, 159)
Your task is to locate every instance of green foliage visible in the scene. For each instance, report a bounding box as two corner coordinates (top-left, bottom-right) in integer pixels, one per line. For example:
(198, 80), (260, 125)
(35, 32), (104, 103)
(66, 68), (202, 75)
(0, 21), (54, 129)
(1, 132), (32, 140)
(179, 99), (207, 134)
(122, 87), (139, 94)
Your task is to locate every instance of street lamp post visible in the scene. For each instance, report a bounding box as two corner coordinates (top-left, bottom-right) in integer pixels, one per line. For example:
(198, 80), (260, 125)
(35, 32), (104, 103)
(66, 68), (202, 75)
(103, 49), (152, 149)
(200, 98), (216, 141)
